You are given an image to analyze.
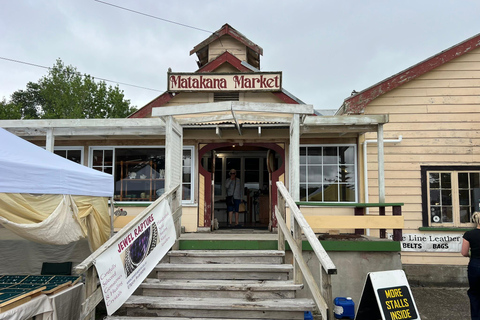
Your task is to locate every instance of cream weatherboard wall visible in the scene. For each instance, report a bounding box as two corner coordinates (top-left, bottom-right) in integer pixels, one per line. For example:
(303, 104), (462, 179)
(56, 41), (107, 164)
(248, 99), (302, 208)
(362, 46), (480, 266)
(208, 35), (247, 62)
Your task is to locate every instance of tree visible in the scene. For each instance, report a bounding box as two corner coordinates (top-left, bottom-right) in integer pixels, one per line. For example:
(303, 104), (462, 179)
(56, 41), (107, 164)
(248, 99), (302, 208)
(3, 59), (137, 119)
(0, 98), (22, 120)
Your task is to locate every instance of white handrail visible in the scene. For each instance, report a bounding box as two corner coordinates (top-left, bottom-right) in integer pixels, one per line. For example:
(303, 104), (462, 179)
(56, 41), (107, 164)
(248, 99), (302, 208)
(75, 185), (181, 273)
(276, 181), (337, 320)
(74, 185), (182, 320)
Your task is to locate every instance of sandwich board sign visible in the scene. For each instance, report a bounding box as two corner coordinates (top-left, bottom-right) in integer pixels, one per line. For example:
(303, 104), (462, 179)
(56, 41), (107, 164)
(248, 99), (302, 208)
(355, 270), (420, 320)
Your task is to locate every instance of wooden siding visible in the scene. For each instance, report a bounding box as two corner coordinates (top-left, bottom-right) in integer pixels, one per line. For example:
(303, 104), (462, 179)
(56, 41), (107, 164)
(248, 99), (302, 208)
(243, 92), (285, 103)
(209, 35), (246, 62)
(363, 47), (480, 266)
(164, 92), (212, 106)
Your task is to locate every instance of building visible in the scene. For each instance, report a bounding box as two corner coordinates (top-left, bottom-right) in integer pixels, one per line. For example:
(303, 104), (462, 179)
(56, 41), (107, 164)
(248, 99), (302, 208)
(2, 24), (479, 283)
(339, 32), (480, 283)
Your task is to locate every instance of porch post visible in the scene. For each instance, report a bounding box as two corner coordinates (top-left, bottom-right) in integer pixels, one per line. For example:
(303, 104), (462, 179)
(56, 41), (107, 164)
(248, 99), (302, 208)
(164, 116), (183, 191)
(377, 124), (385, 203)
(45, 128), (54, 152)
(289, 114), (300, 201)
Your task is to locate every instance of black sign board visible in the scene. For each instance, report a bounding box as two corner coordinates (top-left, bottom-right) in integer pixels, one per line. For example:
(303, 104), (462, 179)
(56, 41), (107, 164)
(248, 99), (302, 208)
(356, 270), (420, 320)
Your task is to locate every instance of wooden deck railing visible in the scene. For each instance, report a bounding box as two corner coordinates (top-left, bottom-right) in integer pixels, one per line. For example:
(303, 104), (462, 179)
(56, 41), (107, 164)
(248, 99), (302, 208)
(73, 185), (182, 320)
(295, 201), (404, 241)
(275, 181), (337, 320)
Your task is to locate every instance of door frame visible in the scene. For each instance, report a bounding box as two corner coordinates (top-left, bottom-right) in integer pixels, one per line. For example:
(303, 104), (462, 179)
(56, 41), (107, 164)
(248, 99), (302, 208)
(198, 142), (285, 229)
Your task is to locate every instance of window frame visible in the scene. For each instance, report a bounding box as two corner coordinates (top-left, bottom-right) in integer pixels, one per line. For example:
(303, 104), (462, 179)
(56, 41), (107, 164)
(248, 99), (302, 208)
(421, 165), (480, 227)
(51, 146), (84, 164)
(88, 145), (195, 204)
(299, 144), (358, 203)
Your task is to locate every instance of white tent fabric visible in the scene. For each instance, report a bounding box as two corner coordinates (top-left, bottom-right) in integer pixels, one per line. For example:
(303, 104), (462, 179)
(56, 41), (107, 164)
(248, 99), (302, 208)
(0, 127), (113, 197)
(0, 195), (86, 244)
(0, 127), (113, 252)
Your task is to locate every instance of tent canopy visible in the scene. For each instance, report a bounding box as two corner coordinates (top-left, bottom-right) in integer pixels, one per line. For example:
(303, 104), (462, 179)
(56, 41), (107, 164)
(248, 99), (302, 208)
(0, 128), (113, 197)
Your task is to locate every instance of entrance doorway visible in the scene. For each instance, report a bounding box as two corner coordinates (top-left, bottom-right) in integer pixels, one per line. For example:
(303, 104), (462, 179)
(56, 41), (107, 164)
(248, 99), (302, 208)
(199, 143), (284, 231)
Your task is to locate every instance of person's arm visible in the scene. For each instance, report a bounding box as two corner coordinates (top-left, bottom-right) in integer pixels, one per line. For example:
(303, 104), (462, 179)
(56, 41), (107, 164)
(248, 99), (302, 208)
(461, 238), (471, 257)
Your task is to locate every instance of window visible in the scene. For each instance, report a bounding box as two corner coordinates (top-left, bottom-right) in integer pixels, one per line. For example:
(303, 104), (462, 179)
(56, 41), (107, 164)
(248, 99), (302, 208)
(90, 146), (194, 203)
(300, 145), (357, 202)
(423, 166), (480, 227)
(52, 147), (83, 164)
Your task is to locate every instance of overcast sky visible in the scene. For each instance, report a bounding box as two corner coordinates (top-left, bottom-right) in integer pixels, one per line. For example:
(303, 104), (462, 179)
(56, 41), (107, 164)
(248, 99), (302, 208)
(1, 1), (480, 112)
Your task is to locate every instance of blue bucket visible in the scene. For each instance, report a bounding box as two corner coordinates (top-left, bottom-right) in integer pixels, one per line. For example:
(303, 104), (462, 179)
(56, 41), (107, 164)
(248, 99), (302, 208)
(334, 297), (355, 319)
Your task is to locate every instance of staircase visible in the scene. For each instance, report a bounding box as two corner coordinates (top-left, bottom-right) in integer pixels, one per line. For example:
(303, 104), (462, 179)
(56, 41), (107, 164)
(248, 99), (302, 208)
(106, 250), (315, 319)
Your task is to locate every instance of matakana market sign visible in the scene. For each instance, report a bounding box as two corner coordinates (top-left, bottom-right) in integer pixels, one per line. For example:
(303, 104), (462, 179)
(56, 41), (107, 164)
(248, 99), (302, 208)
(168, 72), (282, 92)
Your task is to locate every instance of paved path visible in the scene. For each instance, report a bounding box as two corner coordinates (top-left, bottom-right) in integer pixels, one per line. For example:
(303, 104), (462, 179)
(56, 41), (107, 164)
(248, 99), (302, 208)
(411, 287), (470, 320)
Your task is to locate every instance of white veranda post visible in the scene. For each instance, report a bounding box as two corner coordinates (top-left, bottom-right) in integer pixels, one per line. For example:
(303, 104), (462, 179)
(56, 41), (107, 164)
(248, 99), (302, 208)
(164, 116), (183, 192)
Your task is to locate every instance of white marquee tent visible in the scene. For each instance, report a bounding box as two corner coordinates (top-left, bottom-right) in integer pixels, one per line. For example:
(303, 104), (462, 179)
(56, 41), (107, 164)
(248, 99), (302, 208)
(0, 127), (112, 197)
(0, 128), (114, 271)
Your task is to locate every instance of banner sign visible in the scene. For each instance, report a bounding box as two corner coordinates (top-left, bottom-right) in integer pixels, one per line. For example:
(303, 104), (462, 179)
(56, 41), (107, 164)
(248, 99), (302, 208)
(168, 72), (282, 92)
(388, 233), (462, 252)
(94, 200), (176, 315)
(356, 270), (420, 320)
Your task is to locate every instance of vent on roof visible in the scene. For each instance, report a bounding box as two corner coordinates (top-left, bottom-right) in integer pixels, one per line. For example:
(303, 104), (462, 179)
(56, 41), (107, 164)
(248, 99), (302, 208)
(214, 92), (239, 102)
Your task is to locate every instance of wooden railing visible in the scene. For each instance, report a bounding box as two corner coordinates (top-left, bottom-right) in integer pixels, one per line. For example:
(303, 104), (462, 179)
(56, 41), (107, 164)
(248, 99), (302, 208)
(275, 182), (337, 320)
(73, 185), (182, 320)
(295, 202), (404, 241)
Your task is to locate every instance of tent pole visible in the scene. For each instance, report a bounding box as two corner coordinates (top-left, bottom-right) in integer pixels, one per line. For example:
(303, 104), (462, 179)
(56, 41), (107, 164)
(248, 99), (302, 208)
(110, 197), (114, 237)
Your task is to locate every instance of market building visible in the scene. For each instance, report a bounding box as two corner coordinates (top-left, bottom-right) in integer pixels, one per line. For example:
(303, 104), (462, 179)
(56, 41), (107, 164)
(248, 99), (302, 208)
(2, 24), (479, 285)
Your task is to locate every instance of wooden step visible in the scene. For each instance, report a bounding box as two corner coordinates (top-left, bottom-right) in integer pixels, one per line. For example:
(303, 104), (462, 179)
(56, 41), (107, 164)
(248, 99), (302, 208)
(155, 264), (292, 281)
(139, 278), (302, 299)
(121, 296), (315, 319)
(165, 250), (284, 265)
(106, 317), (286, 320)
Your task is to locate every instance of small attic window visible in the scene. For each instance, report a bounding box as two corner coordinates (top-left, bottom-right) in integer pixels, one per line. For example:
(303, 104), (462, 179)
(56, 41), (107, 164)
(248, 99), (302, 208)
(214, 92), (239, 102)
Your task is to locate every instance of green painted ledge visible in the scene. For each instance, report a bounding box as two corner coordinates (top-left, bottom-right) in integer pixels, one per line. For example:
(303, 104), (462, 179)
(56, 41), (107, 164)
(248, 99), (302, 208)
(419, 227), (471, 232)
(179, 239), (400, 252)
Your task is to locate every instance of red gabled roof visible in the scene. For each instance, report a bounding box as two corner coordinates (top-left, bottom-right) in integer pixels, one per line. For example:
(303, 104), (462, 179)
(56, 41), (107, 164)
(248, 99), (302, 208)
(341, 33), (480, 114)
(197, 51), (252, 73)
(128, 92), (174, 118)
(129, 24), (303, 118)
(190, 23), (263, 56)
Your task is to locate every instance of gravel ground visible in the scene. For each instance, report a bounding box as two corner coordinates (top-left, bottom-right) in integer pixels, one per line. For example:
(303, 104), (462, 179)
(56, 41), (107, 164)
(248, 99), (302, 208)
(410, 286), (470, 320)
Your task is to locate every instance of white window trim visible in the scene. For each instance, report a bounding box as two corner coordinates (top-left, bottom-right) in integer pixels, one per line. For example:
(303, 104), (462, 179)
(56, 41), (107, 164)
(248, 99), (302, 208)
(47, 146), (85, 164)
(88, 145), (195, 204)
(299, 144), (358, 203)
(426, 170), (479, 228)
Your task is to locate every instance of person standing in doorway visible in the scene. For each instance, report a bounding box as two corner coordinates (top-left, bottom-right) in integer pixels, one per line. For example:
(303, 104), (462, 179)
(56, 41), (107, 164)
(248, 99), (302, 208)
(225, 169), (242, 227)
(462, 211), (480, 320)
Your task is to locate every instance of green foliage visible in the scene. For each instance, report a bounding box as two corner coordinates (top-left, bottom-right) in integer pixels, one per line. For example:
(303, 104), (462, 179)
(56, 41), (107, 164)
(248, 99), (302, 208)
(0, 98), (22, 120)
(3, 59), (137, 119)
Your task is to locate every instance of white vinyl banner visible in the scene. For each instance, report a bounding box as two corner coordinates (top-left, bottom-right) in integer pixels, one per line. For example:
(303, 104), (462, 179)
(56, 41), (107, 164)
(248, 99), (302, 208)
(388, 233), (463, 252)
(94, 200), (176, 315)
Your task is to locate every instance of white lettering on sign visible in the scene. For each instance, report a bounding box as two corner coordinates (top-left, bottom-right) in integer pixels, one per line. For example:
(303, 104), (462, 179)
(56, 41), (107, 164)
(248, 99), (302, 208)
(168, 72), (282, 92)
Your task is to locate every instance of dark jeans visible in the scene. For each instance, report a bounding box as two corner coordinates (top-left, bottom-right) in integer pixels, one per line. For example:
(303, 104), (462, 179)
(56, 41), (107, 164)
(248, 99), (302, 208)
(468, 259), (480, 320)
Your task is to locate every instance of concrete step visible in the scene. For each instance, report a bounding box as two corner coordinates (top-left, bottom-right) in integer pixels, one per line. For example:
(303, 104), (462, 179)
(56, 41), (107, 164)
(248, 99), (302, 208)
(154, 263), (292, 281)
(120, 296), (315, 319)
(139, 278), (303, 299)
(165, 250), (285, 265)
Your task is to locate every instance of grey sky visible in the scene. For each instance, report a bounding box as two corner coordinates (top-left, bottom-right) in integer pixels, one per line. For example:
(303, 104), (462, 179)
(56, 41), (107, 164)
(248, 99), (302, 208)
(1, 1), (480, 111)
